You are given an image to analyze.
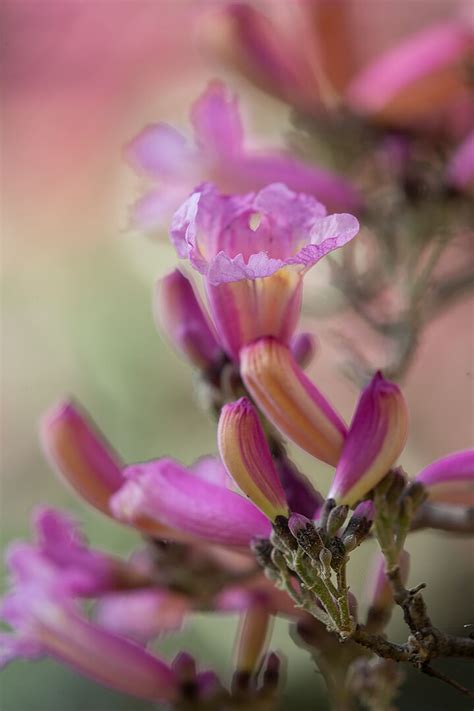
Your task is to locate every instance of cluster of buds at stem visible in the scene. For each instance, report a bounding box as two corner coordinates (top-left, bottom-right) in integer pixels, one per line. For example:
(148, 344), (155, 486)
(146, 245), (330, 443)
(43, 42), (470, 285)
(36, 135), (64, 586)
(253, 502), (374, 638)
(373, 468), (428, 569)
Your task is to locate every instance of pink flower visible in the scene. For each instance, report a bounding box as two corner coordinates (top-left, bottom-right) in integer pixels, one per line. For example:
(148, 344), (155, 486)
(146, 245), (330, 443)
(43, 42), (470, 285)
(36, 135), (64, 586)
(240, 338), (347, 466)
(328, 373), (408, 506)
(40, 400), (185, 540)
(171, 182), (358, 359)
(347, 21), (473, 129)
(156, 269), (223, 370)
(218, 397), (289, 521)
(128, 80), (362, 232)
(96, 589), (191, 644)
(7, 507), (149, 598)
(206, 4), (473, 132)
(415, 449), (474, 506)
(110, 456), (271, 547)
(0, 552), (177, 702)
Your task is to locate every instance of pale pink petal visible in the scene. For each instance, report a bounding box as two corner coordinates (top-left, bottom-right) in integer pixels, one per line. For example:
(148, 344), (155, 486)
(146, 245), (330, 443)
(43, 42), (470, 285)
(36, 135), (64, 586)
(110, 458), (271, 546)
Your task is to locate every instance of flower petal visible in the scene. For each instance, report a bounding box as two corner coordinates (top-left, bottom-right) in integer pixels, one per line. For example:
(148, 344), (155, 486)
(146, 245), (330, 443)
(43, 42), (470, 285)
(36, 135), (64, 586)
(328, 373), (408, 506)
(415, 450), (474, 506)
(156, 269), (222, 370)
(218, 398), (289, 521)
(127, 123), (196, 180)
(347, 21), (473, 124)
(241, 338), (347, 466)
(110, 457), (271, 546)
(191, 79), (243, 159)
(40, 401), (124, 515)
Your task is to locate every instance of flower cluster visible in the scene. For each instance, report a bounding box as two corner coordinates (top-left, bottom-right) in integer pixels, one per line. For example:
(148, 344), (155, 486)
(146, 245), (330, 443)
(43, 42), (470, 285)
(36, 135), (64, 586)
(2, 4), (474, 708)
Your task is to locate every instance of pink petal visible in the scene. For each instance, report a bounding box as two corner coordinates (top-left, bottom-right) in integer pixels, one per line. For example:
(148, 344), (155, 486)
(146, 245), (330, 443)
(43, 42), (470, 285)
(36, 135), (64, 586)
(40, 401), (124, 516)
(416, 449), (474, 506)
(191, 79), (243, 159)
(126, 123), (196, 180)
(96, 589), (190, 643)
(347, 21), (473, 118)
(156, 269), (222, 370)
(328, 373), (408, 506)
(218, 398), (288, 521)
(110, 458), (271, 546)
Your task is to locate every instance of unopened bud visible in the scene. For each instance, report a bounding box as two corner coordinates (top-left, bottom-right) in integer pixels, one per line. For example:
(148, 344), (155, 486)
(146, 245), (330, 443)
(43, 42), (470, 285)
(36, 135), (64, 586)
(403, 481), (428, 510)
(342, 534), (358, 552)
(273, 515), (298, 552)
(290, 333), (317, 368)
(319, 498), (337, 532)
(288, 513), (324, 559)
(342, 501), (375, 546)
(326, 505), (350, 537)
(385, 469), (407, 508)
(328, 373), (408, 506)
(156, 270), (222, 370)
(328, 537), (346, 571)
(262, 652), (281, 690)
(319, 547), (333, 576)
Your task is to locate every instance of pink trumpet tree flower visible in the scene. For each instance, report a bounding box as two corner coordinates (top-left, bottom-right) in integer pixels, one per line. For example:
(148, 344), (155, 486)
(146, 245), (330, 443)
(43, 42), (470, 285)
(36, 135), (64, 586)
(128, 80), (362, 233)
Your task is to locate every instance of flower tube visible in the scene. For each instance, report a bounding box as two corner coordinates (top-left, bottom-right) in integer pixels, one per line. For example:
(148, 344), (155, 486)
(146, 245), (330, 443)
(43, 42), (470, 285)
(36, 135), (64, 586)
(156, 269), (222, 370)
(0, 587), (177, 703)
(415, 450), (474, 506)
(171, 182), (359, 360)
(218, 398), (288, 521)
(328, 373), (408, 506)
(41, 401), (124, 515)
(110, 456), (271, 547)
(241, 338), (347, 465)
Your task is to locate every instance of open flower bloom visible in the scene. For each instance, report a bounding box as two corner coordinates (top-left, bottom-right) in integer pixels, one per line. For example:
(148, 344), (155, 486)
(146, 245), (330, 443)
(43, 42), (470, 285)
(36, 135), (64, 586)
(328, 373), (408, 506)
(241, 338), (347, 465)
(206, 4), (473, 132)
(415, 449), (474, 506)
(0, 546), (178, 703)
(171, 182), (359, 360)
(110, 456), (271, 547)
(128, 80), (361, 233)
(156, 269), (223, 370)
(218, 397), (289, 521)
(8, 507), (150, 598)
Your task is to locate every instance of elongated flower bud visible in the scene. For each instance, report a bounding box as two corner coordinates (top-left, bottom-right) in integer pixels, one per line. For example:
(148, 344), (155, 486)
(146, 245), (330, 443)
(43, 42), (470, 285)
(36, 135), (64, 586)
(290, 332), (317, 369)
(156, 269), (222, 370)
(415, 449), (474, 506)
(366, 550), (410, 632)
(40, 401), (124, 515)
(328, 373), (408, 506)
(240, 338), (347, 466)
(218, 398), (288, 521)
(233, 604), (272, 680)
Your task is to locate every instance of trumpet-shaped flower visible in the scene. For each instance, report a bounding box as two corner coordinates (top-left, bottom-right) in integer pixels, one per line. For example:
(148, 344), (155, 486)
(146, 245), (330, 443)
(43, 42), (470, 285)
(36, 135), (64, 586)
(156, 269), (222, 370)
(171, 182), (359, 359)
(110, 456), (271, 547)
(415, 449), (474, 506)
(328, 373), (408, 506)
(241, 338), (347, 465)
(218, 398), (289, 521)
(0, 550), (177, 702)
(40, 400), (183, 540)
(128, 80), (362, 233)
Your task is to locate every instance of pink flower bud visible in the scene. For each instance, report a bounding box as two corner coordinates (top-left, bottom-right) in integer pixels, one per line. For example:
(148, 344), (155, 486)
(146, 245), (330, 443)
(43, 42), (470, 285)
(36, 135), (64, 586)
(328, 373), (408, 506)
(290, 332), (317, 368)
(156, 269), (222, 370)
(240, 338), (347, 466)
(218, 398), (288, 521)
(40, 400), (124, 515)
(415, 449), (474, 506)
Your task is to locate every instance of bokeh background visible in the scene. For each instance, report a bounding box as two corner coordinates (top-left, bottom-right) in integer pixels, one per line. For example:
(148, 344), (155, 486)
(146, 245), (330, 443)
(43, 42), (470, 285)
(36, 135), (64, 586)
(1, 1), (473, 709)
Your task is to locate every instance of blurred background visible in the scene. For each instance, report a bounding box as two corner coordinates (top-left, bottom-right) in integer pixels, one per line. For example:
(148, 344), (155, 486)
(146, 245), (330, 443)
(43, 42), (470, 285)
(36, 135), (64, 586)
(1, 1), (473, 709)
